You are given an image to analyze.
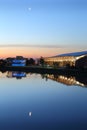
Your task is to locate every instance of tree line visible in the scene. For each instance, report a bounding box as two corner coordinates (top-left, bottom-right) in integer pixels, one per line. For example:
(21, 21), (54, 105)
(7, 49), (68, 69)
(0, 57), (45, 67)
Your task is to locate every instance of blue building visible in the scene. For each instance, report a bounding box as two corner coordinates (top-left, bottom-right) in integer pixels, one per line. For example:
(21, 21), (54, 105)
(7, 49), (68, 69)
(12, 56), (26, 67)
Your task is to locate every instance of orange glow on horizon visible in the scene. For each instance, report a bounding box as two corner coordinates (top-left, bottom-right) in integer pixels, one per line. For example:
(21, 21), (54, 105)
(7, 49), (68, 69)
(0, 47), (53, 58)
(0, 47), (83, 59)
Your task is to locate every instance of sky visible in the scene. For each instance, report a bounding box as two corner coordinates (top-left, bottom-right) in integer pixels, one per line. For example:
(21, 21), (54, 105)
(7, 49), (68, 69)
(0, 0), (87, 58)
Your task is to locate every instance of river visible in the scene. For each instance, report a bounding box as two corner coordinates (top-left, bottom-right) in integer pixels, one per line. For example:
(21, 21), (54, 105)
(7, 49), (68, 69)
(0, 71), (87, 130)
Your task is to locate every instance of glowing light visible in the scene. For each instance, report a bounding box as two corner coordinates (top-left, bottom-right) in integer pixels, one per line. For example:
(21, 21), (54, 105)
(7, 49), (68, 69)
(28, 7), (31, 11)
(29, 112), (32, 117)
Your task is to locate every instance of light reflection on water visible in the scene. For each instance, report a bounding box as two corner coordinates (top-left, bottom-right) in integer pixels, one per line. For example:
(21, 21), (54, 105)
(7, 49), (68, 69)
(0, 71), (87, 130)
(0, 71), (87, 87)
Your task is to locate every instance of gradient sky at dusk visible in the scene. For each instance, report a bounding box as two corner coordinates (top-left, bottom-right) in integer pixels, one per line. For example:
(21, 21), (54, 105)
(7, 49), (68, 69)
(0, 0), (87, 58)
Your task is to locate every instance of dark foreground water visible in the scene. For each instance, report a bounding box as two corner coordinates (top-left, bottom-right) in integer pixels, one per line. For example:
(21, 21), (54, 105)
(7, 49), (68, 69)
(0, 71), (87, 130)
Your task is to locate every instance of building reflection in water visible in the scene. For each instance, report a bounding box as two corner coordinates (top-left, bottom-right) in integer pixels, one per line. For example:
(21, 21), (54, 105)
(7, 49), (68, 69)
(41, 74), (87, 87)
(7, 71), (26, 79)
(0, 71), (87, 87)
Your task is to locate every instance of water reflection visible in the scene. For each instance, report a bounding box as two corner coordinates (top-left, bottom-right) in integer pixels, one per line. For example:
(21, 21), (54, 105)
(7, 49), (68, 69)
(0, 71), (87, 87)
(7, 71), (26, 79)
(0, 70), (87, 130)
(43, 74), (87, 87)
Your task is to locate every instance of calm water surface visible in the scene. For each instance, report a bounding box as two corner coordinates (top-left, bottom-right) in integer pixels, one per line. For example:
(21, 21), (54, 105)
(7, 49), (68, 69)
(0, 71), (87, 130)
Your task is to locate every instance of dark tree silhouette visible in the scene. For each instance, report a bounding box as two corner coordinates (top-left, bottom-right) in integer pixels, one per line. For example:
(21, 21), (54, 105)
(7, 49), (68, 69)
(29, 58), (35, 65)
(0, 59), (6, 67)
(39, 57), (45, 66)
(26, 58), (35, 66)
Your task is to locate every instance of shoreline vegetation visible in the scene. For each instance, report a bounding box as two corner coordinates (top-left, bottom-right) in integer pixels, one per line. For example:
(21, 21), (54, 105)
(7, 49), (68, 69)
(0, 66), (87, 87)
(0, 56), (87, 76)
(0, 66), (87, 76)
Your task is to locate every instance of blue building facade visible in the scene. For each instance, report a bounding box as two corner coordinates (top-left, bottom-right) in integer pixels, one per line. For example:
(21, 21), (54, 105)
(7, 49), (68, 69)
(11, 56), (26, 66)
(12, 59), (26, 66)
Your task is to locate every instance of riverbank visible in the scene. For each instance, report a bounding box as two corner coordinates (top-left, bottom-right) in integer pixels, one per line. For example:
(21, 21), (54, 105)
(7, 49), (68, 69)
(0, 66), (87, 76)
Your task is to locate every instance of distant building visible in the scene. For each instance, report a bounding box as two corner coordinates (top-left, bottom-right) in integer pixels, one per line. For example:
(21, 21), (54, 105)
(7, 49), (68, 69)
(44, 51), (87, 68)
(12, 56), (26, 67)
(75, 55), (87, 69)
(5, 56), (26, 67)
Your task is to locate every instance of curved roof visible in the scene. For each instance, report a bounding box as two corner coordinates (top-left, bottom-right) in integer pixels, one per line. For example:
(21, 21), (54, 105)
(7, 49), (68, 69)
(56, 51), (87, 57)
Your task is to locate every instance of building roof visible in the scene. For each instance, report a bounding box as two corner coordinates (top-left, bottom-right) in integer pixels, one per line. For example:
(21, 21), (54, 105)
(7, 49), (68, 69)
(55, 51), (87, 57)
